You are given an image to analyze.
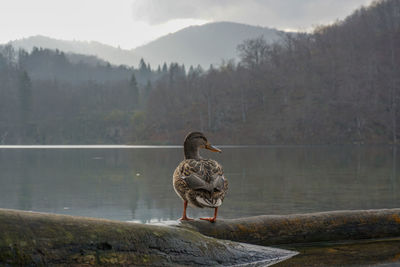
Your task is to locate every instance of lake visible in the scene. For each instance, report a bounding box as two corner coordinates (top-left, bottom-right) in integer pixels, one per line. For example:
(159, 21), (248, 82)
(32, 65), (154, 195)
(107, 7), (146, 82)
(0, 145), (399, 223)
(1, 145), (400, 266)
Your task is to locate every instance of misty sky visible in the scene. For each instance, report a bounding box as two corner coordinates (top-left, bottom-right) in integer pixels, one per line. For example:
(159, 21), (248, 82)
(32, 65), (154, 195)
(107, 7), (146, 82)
(1, 0), (374, 49)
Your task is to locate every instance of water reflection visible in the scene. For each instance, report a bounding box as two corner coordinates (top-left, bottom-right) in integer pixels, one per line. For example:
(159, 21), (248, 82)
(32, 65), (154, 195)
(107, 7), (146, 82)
(0, 146), (399, 222)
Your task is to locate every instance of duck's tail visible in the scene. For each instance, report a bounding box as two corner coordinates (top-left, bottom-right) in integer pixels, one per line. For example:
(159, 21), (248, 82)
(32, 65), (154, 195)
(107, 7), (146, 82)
(196, 196), (222, 208)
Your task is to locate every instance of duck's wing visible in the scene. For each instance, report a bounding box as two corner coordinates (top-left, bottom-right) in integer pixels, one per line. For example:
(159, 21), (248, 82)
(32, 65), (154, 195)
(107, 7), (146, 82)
(183, 173), (214, 192)
(211, 174), (225, 192)
(181, 159), (225, 193)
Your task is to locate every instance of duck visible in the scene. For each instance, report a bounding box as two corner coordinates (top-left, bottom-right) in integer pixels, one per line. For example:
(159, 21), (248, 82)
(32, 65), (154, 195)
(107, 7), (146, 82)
(173, 132), (228, 222)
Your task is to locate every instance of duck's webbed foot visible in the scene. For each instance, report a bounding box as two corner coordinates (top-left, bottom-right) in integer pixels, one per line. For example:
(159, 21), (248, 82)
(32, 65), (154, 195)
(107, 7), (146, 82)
(179, 200), (194, 221)
(179, 216), (194, 221)
(200, 207), (218, 223)
(199, 217), (216, 223)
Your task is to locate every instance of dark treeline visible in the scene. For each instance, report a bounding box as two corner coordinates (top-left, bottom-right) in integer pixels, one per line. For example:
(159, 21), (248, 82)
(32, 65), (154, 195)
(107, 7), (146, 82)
(0, 46), (182, 144)
(0, 0), (399, 145)
(146, 0), (400, 144)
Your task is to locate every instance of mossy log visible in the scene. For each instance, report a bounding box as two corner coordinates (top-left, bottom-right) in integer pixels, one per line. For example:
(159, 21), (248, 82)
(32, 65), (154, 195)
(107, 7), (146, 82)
(0, 208), (295, 266)
(180, 208), (400, 246)
(2, 208), (400, 266)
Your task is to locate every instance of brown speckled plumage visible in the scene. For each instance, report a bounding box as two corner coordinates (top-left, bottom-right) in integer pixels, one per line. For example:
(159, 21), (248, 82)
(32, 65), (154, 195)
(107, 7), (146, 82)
(173, 159), (228, 208)
(173, 132), (228, 222)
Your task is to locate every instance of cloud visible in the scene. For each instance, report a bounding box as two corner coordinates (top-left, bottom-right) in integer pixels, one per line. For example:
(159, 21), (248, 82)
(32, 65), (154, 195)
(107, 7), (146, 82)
(131, 0), (374, 30)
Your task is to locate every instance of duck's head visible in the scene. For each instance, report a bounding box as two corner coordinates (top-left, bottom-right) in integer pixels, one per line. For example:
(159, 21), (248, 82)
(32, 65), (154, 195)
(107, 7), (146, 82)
(183, 132), (221, 159)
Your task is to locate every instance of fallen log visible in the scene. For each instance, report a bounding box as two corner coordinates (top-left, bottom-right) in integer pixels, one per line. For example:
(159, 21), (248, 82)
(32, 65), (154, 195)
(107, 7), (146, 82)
(180, 208), (400, 246)
(0, 208), (295, 266)
(2, 208), (400, 265)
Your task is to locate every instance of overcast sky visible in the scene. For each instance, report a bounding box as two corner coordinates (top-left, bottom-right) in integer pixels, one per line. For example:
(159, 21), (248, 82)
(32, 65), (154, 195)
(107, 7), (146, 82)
(0, 0), (374, 49)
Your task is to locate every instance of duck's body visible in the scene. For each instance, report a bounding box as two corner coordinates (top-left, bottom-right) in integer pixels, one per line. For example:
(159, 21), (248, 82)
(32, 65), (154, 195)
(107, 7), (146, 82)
(173, 132), (228, 222)
(173, 158), (228, 208)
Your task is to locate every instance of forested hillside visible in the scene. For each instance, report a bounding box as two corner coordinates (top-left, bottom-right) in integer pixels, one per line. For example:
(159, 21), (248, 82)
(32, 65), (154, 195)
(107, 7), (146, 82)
(132, 22), (283, 68)
(0, 0), (399, 145)
(10, 35), (140, 67)
(10, 22), (283, 68)
(144, 0), (400, 144)
(0, 46), (172, 144)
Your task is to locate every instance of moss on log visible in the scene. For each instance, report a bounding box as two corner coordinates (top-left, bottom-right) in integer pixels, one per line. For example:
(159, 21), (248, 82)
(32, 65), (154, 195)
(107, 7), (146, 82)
(0, 208), (295, 266)
(180, 208), (400, 246)
(2, 208), (400, 265)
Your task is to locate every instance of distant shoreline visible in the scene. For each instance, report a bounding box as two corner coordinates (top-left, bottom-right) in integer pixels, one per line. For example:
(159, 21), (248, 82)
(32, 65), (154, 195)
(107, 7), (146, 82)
(0, 144), (398, 149)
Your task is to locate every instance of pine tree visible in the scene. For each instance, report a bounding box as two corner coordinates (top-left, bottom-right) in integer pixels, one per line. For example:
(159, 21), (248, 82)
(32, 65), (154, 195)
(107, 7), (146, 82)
(18, 70), (32, 142)
(130, 73), (139, 108)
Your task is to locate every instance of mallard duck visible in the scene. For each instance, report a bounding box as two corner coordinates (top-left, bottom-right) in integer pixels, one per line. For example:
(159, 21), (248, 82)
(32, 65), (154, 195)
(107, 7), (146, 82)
(173, 132), (228, 222)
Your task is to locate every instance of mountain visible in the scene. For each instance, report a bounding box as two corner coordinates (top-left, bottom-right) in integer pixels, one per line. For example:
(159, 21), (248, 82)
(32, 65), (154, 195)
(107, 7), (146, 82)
(9, 22), (285, 68)
(2, 0), (399, 145)
(143, 0), (400, 145)
(132, 22), (284, 68)
(9, 35), (140, 67)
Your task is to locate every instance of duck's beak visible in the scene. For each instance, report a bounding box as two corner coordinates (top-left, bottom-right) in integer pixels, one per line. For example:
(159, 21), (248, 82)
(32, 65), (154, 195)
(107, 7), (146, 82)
(205, 143), (222, 153)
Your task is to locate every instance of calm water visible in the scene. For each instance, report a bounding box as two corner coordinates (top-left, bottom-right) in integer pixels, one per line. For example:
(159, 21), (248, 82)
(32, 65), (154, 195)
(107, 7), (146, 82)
(0, 145), (399, 223)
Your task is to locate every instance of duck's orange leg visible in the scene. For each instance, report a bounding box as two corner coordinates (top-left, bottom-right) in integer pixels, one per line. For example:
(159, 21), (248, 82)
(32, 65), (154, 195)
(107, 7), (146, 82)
(179, 200), (194, 221)
(200, 207), (218, 223)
